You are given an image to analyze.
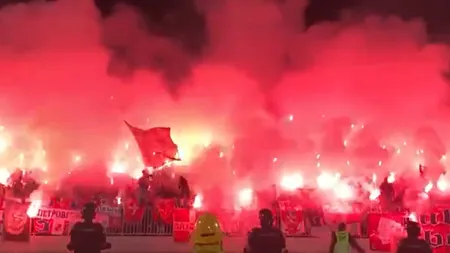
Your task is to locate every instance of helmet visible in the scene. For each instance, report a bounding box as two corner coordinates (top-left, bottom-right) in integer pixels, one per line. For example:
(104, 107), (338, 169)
(191, 212), (222, 245)
(81, 202), (96, 220)
(259, 208), (273, 227)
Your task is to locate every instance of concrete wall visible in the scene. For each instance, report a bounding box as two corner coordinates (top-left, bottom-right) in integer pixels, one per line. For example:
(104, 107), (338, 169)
(0, 236), (375, 253)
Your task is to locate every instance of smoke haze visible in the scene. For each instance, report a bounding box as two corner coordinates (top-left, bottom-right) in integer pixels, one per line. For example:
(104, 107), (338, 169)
(0, 0), (449, 188)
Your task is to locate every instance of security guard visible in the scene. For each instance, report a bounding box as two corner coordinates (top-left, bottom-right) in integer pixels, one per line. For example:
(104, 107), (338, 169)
(329, 222), (365, 253)
(396, 221), (432, 253)
(246, 208), (286, 253)
(191, 212), (224, 253)
(67, 202), (111, 253)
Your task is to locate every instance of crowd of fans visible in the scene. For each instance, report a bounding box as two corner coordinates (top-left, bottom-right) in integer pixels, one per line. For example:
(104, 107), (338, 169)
(0, 168), (192, 210)
(0, 166), (419, 215)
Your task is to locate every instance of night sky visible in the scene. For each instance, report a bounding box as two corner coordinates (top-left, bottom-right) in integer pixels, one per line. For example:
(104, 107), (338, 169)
(1, 0), (449, 90)
(2, 0), (450, 58)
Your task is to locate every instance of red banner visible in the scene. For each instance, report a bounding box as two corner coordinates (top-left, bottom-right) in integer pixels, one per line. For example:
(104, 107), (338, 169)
(172, 208), (195, 242)
(326, 212), (361, 223)
(368, 208), (450, 253)
(368, 206), (450, 253)
(3, 199), (31, 241)
(321, 203), (364, 236)
(123, 200), (144, 222)
(367, 212), (406, 251)
(155, 199), (175, 224)
(420, 206), (450, 253)
(422, 223), (448, 253)
(279, 200), (305, 236)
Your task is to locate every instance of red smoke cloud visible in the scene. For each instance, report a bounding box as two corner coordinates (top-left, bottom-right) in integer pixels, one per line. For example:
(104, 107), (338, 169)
(0, 0), (449, 189)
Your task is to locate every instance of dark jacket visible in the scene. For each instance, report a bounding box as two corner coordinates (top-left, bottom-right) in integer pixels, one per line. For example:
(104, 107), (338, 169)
(247, 226), (286, 253)
(396, 237), (432, 253)
(68, 221), (107, 253)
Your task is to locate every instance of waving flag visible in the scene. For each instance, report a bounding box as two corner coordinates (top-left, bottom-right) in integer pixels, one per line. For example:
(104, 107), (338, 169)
(124, 121), (179, 168)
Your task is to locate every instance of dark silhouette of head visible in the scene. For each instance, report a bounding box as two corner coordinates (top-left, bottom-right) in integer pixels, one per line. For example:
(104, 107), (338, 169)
(259, 208), (274, 228)
(337, 222), (346, 231)
(406, 221), (421, 238)
(142, 169), (151, 177)
(81, 202), (96, 222)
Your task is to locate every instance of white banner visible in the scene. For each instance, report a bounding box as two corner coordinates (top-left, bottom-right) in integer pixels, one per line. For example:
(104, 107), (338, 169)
(34, 207), (109, 235)
(97, 205), (121, 217)
(35, 207), (80, 221)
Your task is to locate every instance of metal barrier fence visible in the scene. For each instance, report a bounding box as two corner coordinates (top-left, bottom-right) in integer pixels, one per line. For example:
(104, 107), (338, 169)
(28, 208), (174, 236)
(26, 204), (393, 236)
(119, 208), (173, 236)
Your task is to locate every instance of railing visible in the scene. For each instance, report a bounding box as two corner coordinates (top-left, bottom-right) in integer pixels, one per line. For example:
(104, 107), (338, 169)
(119, 209), (173, 236)
(19, 201), (396, 237)
(27, 208), (174, 236)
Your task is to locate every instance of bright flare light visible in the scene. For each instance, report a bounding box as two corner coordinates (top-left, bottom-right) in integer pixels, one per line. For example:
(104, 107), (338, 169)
(333, 182), (354, 200)
(437, 173), (448, 192)
(408, 212), (418, 222)
(73, 155), (81, 164)
(317, 172), (339, 190)
(131, 169), (142, 179)
(424, 181), (433, 193)
(0, 168), (10, 185)
(372, 173), (377, 183)
(280, 173), (304, 191)
(0, 137), (9, 153)
(387, 172), (396, 183)
(369, 188), (380, 200)
(193, 194), (203, 209)
(27, 200), (41, 218)
(110, 161), (127, 174)
(27, 190), (43, 218)
(237, 188), (253, 208)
